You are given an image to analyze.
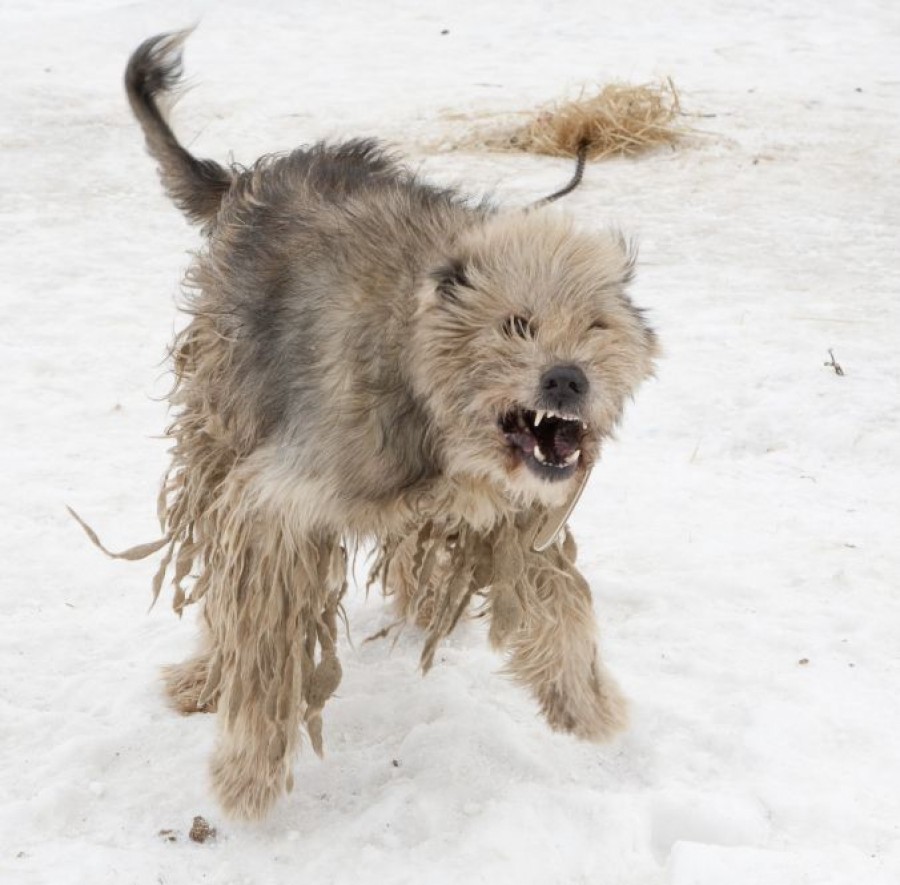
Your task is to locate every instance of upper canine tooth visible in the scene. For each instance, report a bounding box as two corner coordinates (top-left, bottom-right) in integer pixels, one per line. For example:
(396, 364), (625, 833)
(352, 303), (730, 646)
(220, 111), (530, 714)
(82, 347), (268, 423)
(534, 410), (544, 427)
(564, 449), (581, 466)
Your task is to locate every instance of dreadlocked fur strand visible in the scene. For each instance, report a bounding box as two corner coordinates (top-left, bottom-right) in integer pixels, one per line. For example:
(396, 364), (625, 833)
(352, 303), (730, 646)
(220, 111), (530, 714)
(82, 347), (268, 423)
(86, 31), (660, 820)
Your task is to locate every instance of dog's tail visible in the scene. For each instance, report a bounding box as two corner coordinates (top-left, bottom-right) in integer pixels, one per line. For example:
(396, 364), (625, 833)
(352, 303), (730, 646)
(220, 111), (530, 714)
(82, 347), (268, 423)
(125, 30), (233, 226)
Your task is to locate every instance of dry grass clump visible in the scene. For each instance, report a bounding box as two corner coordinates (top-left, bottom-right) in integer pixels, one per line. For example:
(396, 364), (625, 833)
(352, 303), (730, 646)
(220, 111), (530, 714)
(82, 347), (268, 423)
(468, 80), (686, 160)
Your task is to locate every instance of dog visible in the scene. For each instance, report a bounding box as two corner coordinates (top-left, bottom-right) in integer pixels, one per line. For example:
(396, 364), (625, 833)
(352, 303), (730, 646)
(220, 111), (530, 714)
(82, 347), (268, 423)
(121, 30), (658, 820)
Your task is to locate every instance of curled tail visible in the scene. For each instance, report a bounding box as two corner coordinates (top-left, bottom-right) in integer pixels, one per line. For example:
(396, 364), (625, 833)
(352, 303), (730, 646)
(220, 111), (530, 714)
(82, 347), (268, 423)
(125, 30), (233, 226)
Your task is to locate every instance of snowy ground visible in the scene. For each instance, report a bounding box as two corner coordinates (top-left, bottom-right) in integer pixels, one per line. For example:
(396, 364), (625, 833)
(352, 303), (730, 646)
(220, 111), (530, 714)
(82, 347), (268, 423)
(2, 0), (899, 883)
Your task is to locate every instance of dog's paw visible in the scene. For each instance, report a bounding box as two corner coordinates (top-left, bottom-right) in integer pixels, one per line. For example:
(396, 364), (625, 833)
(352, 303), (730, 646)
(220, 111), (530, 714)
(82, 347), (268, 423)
(163, 656), (218, 714)
(538, 663), (629, 742)
(210, 746), (289, 821)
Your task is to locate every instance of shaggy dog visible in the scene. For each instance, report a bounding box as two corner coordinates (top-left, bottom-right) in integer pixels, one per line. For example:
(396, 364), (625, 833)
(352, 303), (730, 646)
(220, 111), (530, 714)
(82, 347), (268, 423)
(119, 31), (658, 820)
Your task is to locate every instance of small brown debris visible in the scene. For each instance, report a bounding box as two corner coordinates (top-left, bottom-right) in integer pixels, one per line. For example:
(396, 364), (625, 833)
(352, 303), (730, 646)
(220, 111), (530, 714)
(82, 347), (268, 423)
(189, 815), (216, 844)
(798, 658), (810, 666)
(158, 829), (177, 843)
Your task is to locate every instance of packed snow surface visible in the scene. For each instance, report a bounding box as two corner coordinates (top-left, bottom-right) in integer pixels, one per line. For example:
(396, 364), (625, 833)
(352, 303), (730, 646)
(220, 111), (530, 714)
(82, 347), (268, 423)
(1, 1), (899, 883)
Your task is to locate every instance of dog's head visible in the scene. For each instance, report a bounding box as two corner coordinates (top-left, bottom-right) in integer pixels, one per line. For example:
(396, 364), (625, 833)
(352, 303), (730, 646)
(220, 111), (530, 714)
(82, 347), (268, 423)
(411, 211), (658, 509)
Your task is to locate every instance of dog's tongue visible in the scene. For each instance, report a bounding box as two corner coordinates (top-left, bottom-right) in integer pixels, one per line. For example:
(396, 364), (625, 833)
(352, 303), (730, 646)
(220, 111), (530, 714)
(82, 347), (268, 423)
(505, 428), (537, 454)
(549, 423), (580, 459)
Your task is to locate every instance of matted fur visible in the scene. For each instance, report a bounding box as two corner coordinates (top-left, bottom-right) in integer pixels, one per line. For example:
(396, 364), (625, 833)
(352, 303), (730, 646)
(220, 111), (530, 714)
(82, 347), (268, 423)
(111, 31), (659, 820)
(375, 515), (627, 739)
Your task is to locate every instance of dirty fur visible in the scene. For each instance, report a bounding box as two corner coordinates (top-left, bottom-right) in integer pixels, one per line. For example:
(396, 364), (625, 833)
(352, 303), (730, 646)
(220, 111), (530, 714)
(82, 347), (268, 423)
(111, 31), (658, 820)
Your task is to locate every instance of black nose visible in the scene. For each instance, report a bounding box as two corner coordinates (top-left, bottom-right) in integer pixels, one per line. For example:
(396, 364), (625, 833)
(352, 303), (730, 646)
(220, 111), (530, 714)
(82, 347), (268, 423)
(539, 364), (589, 411)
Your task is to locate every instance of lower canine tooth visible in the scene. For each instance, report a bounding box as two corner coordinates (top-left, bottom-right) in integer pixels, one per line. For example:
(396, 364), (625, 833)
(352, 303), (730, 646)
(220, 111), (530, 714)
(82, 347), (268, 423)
(564, 449), (581, 466)
(534, 445), (547, 463)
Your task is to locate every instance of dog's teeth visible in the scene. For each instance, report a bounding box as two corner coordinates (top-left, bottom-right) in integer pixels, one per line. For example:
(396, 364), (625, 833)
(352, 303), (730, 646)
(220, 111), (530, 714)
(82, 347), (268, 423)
(581, 421), (587, 429)
(547, 410), (557, 419)
(534, 410), (544, 427)
(564, 449), (581, 466)
(534, 445), (547, 463)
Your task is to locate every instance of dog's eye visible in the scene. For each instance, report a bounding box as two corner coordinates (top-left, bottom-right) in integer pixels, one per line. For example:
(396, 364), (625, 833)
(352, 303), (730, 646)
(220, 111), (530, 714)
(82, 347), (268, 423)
(501, 315), (535, 339)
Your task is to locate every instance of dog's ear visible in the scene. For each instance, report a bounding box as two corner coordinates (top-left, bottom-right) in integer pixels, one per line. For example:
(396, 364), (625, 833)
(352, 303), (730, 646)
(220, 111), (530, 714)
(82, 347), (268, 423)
(430, 258), (473, 304)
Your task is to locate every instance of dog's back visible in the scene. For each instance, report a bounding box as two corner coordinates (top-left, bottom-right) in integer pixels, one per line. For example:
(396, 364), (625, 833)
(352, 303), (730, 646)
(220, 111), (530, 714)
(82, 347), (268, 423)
(189, 144), (478, 513)
(129, 33), (492, 518)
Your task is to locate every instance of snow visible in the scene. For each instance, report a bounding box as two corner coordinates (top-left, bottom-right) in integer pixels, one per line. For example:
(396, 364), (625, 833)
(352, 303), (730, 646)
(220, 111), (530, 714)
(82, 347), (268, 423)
(2, 0), (899, 883)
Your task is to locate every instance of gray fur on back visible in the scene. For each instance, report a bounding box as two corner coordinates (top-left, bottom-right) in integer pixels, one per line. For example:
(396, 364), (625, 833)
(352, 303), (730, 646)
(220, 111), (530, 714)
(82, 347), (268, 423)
(188, 139), (490, 505)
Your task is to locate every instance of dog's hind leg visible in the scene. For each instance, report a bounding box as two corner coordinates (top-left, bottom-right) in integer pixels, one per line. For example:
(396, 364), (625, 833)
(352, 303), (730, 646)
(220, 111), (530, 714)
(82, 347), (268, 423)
(489, 527), (628, 742)
(162, 620), (218, 714)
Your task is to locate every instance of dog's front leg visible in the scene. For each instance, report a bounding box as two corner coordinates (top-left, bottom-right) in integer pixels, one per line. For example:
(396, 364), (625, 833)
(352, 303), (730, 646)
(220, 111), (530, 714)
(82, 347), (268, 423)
(202, 513), (344, 820)
(489, 528), (628, 742)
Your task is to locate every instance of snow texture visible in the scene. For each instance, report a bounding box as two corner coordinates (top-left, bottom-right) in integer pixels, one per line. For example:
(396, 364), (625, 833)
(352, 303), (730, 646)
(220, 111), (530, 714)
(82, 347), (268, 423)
(2, 1), (899, 883)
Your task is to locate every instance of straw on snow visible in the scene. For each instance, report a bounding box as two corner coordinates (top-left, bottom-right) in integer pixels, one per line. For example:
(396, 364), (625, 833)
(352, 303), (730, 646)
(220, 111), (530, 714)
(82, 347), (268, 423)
(463, 80), (686, 160)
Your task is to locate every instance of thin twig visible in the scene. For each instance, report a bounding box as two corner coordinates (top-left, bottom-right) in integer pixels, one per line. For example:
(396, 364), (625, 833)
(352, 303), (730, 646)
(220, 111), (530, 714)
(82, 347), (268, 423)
(824, 349), (845, 376)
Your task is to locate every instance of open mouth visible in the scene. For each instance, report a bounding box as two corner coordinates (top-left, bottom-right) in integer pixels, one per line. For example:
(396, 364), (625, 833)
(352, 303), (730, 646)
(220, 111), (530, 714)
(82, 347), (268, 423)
(499, 407), (586, 481)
